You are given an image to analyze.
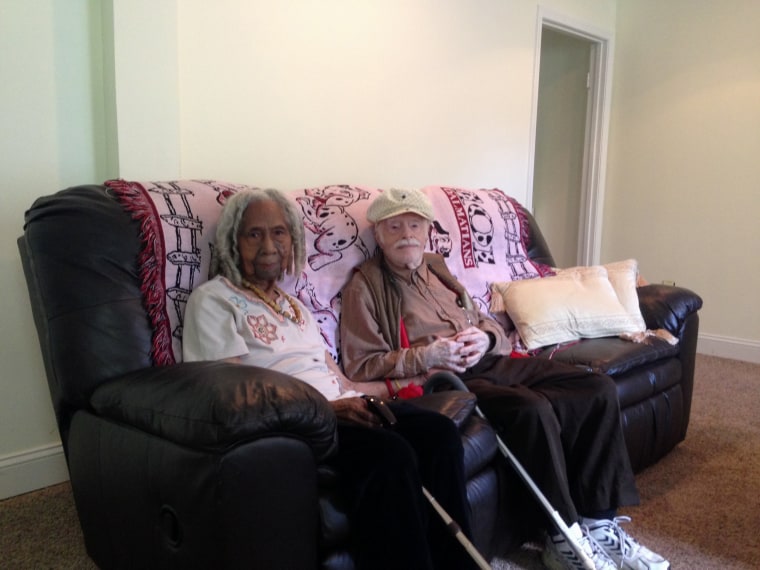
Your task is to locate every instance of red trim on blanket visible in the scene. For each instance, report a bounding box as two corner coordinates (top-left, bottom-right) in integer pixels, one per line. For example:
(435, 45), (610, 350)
(105, 179), (176, 366)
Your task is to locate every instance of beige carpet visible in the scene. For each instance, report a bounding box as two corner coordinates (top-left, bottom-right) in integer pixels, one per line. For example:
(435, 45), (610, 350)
(1, 354), (759, 569)
(494, 354), (760, 570)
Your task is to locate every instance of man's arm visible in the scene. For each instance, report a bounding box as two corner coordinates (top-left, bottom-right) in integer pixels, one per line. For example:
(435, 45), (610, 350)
(473, 310), (512, 355)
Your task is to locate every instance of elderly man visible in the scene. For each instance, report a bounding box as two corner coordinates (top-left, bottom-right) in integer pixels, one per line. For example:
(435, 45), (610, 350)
(339, 188), (669, 570)
(182, 188), (477, 570)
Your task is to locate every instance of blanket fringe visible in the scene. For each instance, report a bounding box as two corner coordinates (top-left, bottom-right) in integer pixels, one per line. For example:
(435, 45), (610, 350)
(505, 194), (555, 278)
(619, 329), (679, 346)
(105, 179), (176, 366)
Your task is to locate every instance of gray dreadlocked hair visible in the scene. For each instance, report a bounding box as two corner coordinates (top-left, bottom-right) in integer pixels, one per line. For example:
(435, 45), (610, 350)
(211, 188), (306, 285)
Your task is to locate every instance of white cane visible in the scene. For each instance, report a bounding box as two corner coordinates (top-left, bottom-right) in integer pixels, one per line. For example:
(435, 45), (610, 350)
(422, 486), (492, 570)
(363, 396), (492, 569)
(424, 373), (596, 570)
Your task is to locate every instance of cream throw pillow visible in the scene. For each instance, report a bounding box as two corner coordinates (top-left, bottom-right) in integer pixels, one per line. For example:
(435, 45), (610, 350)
(490, 261), (646, 350)
(557, 259), (646, 331)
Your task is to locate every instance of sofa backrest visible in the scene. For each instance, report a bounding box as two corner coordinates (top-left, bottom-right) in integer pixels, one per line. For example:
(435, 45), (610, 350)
(19, 181), (555, 440)
(19, 185), (154, 442)
(280, 184), (556, 363)
(104, 180), (555, 364)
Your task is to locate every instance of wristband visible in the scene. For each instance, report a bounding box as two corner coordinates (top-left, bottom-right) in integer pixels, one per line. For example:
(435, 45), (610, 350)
(384, 378), (398, 400)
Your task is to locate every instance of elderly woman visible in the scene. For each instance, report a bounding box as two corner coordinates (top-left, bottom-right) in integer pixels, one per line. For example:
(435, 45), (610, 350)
(182, 188), (476, 570)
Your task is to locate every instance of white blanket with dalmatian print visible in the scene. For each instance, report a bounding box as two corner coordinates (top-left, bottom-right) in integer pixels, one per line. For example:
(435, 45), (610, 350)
(107, 179), (550, 366)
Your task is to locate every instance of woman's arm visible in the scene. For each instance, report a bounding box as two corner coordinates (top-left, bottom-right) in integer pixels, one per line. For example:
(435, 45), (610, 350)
(324, 351), (414, 398)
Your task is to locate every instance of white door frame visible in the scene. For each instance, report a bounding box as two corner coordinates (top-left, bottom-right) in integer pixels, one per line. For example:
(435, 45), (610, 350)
(526, 8), (615, 266)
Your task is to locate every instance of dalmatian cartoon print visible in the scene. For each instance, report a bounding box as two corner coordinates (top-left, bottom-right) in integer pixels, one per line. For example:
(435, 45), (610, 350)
(427, 186), (547, 315)
(428, 220), (453, 257)
(293, 271), (342, 361)
(111, 179), (551, 367)
(296, 185), (372, 271)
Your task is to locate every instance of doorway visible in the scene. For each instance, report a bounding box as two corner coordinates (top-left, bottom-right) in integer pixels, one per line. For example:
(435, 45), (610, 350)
(529, 16), (613, 268)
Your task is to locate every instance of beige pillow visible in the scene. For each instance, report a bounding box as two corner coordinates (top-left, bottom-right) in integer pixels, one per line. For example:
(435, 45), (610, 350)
(490, 264), (645, 350)
(556, 259), (646, 331)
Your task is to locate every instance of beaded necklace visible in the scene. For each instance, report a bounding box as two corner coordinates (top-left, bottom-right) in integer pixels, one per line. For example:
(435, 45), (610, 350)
(240, 279), (304, 325)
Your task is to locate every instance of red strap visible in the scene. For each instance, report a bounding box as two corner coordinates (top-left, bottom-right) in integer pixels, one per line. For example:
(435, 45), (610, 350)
(397, 384), (424, 399)
(510, 350), (531, 359)
(394, 317), (423, 399)
(399, 317), (410, 349)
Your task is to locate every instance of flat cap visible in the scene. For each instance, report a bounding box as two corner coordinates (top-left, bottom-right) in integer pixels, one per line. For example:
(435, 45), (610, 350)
(366, 188), (435, 224)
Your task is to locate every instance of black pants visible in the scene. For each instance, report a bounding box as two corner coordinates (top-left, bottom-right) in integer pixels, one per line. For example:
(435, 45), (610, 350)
(463, 355), (640, 528)
(327, 402), (476, 570)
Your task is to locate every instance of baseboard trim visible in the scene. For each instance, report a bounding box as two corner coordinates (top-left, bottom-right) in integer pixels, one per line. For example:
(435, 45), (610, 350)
(0, 442), (68, 500)
(698, 333), (760, 364)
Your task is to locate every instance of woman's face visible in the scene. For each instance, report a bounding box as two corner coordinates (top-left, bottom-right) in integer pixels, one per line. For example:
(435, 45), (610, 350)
(374, 213), (430, 272)
(236, 199), (292, 288)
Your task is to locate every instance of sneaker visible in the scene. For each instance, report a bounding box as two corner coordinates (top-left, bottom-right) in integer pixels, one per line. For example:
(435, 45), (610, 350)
(586, 516), (670, 570)
(542, 522), (617, 570)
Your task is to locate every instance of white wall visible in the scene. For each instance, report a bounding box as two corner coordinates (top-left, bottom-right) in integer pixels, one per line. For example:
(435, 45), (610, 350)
(175, 0), (616, 200)
(605, 0), (760, 361)
(0, 0), (115, 497)
(112, 0), (180, 179)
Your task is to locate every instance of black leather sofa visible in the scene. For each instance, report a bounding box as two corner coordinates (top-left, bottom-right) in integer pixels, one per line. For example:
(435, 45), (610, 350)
(18, 183), (702, 569)
(520, 240), (703, 474)
(18, 184), (514, 569)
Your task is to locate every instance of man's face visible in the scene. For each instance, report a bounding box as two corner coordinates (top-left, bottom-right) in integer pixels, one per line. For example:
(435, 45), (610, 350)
(374, 213), (430, 271)
(237, 200), (292, 287)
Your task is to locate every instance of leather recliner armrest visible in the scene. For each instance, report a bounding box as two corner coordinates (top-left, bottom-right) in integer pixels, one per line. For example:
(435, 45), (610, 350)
(407, 391), (477, 429)
(90, 361), (338, 461)
(637, 284), (704, 336)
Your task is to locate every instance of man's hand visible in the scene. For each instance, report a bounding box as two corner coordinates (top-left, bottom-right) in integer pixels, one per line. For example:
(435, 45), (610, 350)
(424, 327), (489, 373)
(423, 337), (469, 373)
(454, 327), (490, 366)
(330, 397), (384, 428)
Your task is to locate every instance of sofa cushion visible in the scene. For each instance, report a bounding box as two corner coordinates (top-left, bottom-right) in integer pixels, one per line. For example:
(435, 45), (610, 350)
(612, 357), (682, 409)
(490, 266), (645, 350)
(535, 336), (680, 376)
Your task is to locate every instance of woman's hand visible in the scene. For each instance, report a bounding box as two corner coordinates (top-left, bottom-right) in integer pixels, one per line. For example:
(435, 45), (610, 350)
(330, 397), (383, 428)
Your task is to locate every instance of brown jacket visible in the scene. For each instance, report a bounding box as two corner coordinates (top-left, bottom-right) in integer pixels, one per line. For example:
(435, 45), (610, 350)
(340, 252), (510, 382)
